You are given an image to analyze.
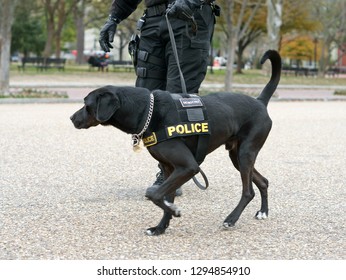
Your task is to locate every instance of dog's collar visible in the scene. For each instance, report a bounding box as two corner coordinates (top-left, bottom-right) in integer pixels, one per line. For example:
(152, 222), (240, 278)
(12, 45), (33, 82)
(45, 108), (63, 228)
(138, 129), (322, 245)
(132, 93), (154, 150)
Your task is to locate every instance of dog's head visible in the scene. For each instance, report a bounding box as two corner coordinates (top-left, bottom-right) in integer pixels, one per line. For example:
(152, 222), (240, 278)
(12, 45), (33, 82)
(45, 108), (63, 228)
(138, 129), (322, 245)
(70, 86), (120, 129)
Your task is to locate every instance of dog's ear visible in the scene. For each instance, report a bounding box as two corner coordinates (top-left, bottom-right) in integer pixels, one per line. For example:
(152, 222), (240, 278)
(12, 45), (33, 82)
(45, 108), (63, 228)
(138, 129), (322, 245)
(96, 92), (120, 122)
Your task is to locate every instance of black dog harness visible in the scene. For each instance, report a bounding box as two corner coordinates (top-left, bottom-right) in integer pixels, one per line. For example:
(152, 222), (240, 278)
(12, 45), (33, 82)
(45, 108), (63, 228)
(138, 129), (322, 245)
(143, 94), (210, 165)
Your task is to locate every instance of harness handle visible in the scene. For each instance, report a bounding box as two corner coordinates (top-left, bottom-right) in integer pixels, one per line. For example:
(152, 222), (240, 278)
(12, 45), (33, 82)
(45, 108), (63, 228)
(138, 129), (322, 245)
(193, 168), (209, 190)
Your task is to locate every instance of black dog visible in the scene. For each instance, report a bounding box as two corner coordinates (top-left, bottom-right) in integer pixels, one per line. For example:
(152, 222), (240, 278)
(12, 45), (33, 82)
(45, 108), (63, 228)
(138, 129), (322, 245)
(71, 50), (281, 236)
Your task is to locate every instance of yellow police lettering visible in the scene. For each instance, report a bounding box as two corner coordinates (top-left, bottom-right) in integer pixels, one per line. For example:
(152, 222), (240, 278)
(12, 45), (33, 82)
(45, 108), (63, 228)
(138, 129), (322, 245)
(167, 126), (176, 136)
(143, 135), (154, 144)
(190, 124), (195, 133)
(202, 122), (208, 132)
(166, 122), (209, 137)
(184, 124), (192, 133)
(143, 133), (157, 147)
(195, 123), (201, 132)
(176, 125), (184, 134)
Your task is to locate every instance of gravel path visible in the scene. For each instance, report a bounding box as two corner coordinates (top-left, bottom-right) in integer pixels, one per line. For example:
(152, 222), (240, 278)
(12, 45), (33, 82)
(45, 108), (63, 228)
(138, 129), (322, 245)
(0, 101), (345, 260)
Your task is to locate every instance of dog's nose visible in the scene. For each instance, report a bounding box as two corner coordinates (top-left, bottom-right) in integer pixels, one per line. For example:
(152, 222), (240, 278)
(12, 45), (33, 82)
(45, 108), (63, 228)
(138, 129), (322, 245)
(70, 114), (77, 126)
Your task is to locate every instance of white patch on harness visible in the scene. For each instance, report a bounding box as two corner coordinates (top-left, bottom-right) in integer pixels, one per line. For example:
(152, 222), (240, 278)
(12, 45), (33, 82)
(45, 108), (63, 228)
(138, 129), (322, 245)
(180, 97), (203, 108)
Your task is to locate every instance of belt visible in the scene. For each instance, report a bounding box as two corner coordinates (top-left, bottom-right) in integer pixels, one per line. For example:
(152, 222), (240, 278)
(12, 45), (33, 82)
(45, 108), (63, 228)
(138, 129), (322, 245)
(145, 3), (168, 17)
(146, 1), (215, 17)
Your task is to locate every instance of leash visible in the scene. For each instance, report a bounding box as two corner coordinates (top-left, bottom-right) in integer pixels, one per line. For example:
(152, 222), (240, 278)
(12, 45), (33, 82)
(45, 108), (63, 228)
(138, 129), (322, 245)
(165, 13), (187, 94)
(165, 11), (209, 191)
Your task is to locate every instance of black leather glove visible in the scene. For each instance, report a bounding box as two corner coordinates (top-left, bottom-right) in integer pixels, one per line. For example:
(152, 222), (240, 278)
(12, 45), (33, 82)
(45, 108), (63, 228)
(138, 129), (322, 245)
(166, 0), (201, 21)
(99, 16), (120, 53)
(166, 0), (201, 32)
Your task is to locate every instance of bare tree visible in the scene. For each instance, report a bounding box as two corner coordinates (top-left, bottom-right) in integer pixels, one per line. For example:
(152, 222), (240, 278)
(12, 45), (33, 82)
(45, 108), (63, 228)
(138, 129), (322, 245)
(266, 0), (282, 50)
(220, 0), (263, 91)
(74, 0), (90, 64)
(312, 0), (346, 75)
(222, 0), (235, 91)
(42, 0), (79, 58)
(0, 0), (18, 95)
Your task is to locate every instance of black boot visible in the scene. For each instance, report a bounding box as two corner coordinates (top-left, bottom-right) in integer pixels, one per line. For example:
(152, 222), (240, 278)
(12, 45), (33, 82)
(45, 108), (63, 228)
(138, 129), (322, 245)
(152, 169), (164, 187)
(149, 165), (183, 196)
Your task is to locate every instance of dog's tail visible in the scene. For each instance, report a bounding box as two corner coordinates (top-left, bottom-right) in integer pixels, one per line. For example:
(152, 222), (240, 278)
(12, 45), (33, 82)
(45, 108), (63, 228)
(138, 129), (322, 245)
(257, 50), (281, 107)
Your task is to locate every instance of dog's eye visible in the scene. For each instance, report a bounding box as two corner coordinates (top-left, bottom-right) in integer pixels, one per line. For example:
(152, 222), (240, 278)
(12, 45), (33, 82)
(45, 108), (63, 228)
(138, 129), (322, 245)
(85, 105), (92, 114)
(86, 106), (96, 116)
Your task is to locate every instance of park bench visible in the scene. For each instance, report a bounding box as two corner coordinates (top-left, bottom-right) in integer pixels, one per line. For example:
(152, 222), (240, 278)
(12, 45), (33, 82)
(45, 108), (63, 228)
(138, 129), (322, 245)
(325, 68), (340, 77)
(108, 60), (133, 72)
(18, 57), (44, 71)
(18, 57), (66, 71)
(282, 66), (318, 77)
(38, 58), (66, 71)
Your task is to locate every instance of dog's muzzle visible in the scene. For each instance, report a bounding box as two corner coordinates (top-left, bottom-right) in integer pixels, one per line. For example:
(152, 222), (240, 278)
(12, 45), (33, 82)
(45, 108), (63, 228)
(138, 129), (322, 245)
(70, 107), (101, 129)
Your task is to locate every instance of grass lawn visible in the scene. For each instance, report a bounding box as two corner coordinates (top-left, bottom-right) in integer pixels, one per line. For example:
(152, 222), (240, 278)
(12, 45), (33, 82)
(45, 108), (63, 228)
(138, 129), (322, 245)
(205, 68), (346, 86)
(10, 63), (346, 87)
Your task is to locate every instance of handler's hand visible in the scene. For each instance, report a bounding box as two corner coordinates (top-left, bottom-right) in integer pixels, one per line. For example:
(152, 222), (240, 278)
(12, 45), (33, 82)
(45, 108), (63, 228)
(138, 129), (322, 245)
(166, 0), (200, 32)
(167, 0), (195, 21)
(99, 17), (118, 53)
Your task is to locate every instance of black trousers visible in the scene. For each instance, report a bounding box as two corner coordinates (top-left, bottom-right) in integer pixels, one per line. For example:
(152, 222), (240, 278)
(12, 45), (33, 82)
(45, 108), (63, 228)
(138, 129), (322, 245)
(135, 5), (215, 93)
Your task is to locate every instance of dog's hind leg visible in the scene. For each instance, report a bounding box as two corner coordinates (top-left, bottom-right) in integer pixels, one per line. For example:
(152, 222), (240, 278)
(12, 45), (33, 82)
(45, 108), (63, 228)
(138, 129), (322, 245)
(223, 142), (258, 228)
(253, 168), (269, 220)
(228, 148), (269, 220)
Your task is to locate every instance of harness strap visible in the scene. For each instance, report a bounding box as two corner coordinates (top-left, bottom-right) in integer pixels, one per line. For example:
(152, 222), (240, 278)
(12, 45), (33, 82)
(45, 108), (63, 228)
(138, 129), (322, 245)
(195, 134), (210, 165)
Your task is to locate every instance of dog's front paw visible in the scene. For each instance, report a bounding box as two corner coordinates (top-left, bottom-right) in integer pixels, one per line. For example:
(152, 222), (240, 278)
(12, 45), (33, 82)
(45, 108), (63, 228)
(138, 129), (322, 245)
(222, 222), (236, 229)
(223, 214), (238, 229)
(146, 227), (166, 236)
(255, 211), (268, 220)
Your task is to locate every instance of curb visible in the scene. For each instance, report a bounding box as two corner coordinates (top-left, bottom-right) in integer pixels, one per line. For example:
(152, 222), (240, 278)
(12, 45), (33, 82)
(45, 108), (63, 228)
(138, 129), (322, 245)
(2, 83), (346, 104)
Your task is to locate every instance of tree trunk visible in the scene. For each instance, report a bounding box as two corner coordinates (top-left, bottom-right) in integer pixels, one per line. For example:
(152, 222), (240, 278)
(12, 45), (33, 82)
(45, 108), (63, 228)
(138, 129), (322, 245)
(55, 33), (62, 58)
(266, 0), (282, 50)
(55, 0), (67, 59)
(236, 48), (244, 74)
(76, 15), (85, 64)
(74, 0), (86, 64)
(0, 0), (18, 95)
(43, 5), (55, 58)
(224, 0), (234, 91)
